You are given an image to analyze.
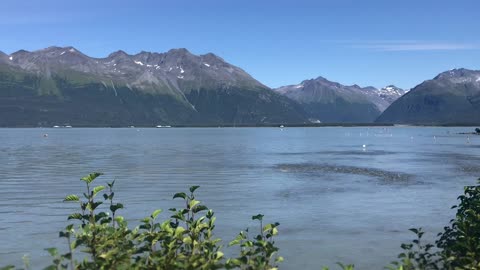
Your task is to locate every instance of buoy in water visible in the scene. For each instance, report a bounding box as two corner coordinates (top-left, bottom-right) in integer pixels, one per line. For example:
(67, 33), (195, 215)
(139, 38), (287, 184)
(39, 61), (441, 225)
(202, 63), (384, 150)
(43, 134), (48, 137)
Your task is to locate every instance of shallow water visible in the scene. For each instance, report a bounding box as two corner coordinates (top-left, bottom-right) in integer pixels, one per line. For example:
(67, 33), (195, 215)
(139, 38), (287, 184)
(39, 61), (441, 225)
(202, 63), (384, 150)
(0, 127), (478, 269)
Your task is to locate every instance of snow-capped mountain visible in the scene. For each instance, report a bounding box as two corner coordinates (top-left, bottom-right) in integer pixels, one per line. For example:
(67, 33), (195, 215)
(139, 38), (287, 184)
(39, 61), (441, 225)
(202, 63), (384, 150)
(0, 46), (307, 126)
(275, 77), (405, 123)
(377, 68), (480, 124)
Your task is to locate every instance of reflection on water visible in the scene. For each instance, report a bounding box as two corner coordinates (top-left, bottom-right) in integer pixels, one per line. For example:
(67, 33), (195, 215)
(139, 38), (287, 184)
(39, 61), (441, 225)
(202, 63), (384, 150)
(0, 127), (479, 269)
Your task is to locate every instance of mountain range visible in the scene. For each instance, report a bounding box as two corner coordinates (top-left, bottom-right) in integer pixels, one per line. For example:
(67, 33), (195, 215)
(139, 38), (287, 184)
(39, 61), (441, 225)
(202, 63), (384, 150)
(377, 68), (480, 125)
(275, 78), (405, 123)
(0, 46), (478, 126)
(0, 46), (305, 126)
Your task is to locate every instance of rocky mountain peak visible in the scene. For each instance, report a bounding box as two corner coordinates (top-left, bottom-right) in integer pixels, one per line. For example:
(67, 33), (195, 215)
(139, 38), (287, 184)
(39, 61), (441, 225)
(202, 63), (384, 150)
(433, 68), (480, 84)
(107, 50), (130, 59)
(0, 51), (7, 61)
(377, 68), (480, 124)
(0, 45), (307, 126)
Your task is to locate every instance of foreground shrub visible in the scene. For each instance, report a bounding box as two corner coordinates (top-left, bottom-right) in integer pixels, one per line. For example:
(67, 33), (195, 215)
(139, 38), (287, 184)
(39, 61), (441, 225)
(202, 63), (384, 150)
(2, 172), (282, 270)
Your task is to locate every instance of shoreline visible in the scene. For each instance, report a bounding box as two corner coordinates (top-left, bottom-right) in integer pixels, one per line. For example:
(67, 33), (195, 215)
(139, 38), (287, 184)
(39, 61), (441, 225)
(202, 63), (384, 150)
(0, 123), (479, 128)
(0, 123), (480, 129)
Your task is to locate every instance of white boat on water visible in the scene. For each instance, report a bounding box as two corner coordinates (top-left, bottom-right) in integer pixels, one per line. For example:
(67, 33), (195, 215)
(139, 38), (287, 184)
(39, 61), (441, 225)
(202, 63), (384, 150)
(156, 125), (172, 128)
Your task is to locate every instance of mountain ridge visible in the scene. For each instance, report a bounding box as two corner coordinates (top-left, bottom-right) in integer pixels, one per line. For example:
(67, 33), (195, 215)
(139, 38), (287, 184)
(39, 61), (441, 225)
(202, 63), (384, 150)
(0, 46), (307, 126)
(376, 68), (480, 124)
(275, 76), (405, 123)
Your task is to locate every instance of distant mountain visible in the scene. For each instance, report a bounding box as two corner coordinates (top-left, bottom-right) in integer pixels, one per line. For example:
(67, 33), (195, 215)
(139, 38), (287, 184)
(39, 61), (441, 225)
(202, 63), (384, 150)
(378, 85), (407, 103)
(376, 68), (480, 125)
(0, 46), (307, 126)
(275, 77), (404, 123)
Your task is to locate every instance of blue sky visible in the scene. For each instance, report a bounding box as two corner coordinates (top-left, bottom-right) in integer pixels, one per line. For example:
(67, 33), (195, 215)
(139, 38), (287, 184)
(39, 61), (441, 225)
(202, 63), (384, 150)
(1, 0), (479, 89)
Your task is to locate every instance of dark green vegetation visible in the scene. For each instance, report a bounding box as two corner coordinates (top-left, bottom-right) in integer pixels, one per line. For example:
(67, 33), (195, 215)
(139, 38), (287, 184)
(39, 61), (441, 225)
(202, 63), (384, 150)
(377, 69), (480, 125)
(3, 173), (480, 269)
(1, 173), (283, 270)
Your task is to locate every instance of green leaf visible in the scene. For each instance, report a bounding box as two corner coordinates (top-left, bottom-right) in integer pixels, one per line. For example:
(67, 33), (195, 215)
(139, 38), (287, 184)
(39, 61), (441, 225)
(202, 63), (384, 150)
(59, 231), (69, 238)
(107, 180), (115, 188)
(92, 185), (105, 197)
(64, 194), (79, 202)
(193, 205), (209, 213)
(115, 216), (125, 223)
(0, 266), (15, 270)
(173, 192), (187, 200)
(151, 209), (163, 219)
(252, 214), (264, 221)
(215, 251), (224, 260)
(87, 201), (103, 211)
(174, 226), (186, 237)
(171, 212), (186, 221)
(409, 228), (419, 234)
(95, 212), (109, 222)
(110, 203), (124, 213)
(189, 185), (200, 193)
(80, 172), (103, 184)
(229, 239), (241, 246)
(44, 247), (58, 257)
(68, 213), (83, 220)
(189, 199), (200, 209)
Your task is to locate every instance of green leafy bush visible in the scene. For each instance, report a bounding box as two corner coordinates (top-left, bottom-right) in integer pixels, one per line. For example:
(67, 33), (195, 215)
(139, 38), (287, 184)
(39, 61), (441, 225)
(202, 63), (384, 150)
(2, 172), (282, 270)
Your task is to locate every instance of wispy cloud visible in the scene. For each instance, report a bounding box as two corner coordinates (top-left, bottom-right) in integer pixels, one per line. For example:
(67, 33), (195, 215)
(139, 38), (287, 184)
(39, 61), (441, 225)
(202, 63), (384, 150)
(347, 41), (479, 51)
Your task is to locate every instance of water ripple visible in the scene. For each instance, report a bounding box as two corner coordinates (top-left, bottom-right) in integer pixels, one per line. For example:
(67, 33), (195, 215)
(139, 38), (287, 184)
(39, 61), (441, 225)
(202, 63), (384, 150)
(275, 163), (418, 185)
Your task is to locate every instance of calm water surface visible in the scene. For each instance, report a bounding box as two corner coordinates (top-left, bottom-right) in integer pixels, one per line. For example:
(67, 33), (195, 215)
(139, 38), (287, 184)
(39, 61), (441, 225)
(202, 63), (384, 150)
(0, 127), (479, 269)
